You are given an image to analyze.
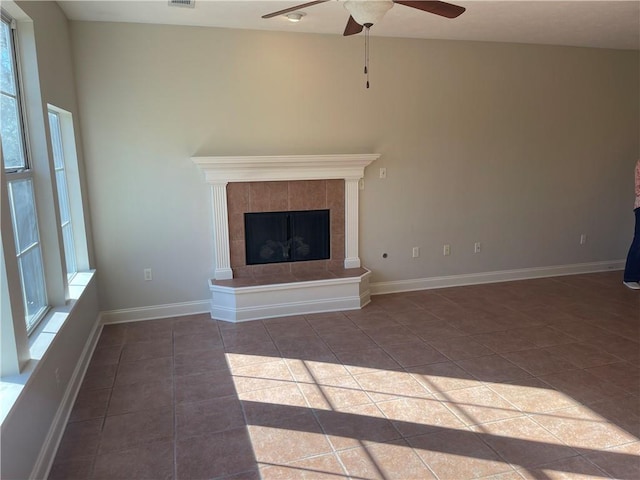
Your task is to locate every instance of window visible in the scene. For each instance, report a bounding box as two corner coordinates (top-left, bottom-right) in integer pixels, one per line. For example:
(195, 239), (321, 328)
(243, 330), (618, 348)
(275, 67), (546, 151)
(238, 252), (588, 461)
(1, 12), (48, 332)
(48, 109), (77, 279)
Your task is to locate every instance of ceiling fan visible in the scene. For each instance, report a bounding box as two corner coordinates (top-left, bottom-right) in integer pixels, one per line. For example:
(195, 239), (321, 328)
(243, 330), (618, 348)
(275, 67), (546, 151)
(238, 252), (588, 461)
(261, 0), (466, 36)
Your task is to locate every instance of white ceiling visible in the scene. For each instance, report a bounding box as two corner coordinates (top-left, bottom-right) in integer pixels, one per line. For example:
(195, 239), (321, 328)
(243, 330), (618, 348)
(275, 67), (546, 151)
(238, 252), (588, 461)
(58, 0), (640, 50)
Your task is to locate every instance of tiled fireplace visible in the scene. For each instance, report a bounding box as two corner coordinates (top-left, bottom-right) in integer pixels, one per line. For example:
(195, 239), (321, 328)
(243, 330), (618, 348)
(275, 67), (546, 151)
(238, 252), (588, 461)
(192, 154), (378, 322)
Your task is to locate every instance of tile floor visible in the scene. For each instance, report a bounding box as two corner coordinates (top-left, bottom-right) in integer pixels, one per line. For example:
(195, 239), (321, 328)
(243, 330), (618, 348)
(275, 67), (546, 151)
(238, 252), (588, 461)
(49, 271), (639, 479)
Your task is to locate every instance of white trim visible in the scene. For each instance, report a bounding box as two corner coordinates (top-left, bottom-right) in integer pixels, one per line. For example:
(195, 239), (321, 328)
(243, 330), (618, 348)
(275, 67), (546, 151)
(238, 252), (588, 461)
(209, 269), (372, 322)
(100, 300), (211, 324)
(31, 317), (102, 480)
(192, 154), (380, 183)
(370, 260), (625, 295)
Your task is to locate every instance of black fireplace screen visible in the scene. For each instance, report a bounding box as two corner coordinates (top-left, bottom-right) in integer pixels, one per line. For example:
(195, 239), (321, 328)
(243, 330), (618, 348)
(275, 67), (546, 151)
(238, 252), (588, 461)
(244, 209), (330, 265)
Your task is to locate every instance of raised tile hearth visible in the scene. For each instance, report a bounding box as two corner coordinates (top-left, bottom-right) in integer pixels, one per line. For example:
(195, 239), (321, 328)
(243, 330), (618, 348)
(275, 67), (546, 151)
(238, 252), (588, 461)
(193, 154), (379, 322)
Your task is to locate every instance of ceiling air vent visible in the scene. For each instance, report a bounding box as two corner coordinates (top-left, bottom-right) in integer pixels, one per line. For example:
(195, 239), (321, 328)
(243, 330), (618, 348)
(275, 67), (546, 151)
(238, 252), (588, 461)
(168, 0), (195, 8)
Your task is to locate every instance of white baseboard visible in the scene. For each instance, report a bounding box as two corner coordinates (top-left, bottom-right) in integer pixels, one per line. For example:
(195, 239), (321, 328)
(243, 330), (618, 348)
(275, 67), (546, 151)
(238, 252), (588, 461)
(31, 318), (103, 480)
(370, 260), (625, 295)
(101, 300), (211, 324)
(97, 261), (624, 324)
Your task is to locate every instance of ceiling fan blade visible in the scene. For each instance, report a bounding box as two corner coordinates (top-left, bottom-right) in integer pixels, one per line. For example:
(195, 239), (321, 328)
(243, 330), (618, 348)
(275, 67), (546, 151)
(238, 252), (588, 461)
(394, 1), (465, 19)
(262, 0), (329, 19)
(343, 16), (364, 36)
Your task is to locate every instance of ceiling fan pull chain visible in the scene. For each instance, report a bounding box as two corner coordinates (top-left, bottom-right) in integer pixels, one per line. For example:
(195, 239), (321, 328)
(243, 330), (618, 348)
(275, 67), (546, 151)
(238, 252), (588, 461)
(364, 26), (370, 89)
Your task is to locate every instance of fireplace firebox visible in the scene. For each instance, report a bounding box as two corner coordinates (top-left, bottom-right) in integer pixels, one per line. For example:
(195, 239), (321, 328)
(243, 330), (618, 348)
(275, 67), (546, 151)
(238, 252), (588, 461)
(244, 209), (330, 265)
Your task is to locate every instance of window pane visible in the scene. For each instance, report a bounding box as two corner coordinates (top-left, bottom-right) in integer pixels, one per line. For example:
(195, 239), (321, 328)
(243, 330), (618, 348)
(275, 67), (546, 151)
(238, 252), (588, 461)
(55, 170), (71, 223)
(19, 247), (48, 331)
(8, 178), (39, 254)
(0, 19), (16, 95)
(48, 111), (65, 169)
(62, 223), (76, 276)
(1, 92), (27, 170)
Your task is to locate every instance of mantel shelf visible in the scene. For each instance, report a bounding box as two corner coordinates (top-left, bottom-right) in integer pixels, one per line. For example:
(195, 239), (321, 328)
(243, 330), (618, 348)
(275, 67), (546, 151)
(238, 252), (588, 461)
(192, 154), (380, 183)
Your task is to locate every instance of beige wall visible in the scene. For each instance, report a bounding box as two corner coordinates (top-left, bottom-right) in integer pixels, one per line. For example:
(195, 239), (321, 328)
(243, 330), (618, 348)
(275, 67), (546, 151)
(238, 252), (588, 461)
(69, 21), (639, 312)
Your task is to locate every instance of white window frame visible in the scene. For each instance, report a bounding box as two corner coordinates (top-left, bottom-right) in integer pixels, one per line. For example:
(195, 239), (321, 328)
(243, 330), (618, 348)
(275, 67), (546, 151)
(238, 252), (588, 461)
(1, 11), (49, 334)
(1, 3), (92, 379)
(48, 108), (77, 280)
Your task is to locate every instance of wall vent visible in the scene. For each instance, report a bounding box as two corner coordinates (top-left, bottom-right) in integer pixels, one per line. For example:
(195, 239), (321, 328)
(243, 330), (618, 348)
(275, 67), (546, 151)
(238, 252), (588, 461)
(168, 0), (195, 8)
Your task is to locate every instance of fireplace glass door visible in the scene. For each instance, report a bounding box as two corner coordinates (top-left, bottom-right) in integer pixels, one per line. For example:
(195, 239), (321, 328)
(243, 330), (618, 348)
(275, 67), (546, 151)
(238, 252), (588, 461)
(244, 209), (330, 265)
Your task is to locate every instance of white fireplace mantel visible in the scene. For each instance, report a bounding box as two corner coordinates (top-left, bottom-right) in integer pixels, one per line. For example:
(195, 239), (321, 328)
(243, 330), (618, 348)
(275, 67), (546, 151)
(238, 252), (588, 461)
(192, 154), (379, 280)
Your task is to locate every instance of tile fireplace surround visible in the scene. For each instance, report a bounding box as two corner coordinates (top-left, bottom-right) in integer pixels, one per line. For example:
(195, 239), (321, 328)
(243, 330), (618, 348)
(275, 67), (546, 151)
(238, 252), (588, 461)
(192, 154), (379, 322)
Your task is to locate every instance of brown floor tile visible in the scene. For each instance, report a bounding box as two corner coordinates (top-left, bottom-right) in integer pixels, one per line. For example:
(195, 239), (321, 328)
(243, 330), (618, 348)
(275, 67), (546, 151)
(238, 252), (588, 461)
(354, 369), (431, 402)
(456, 354), (533, 383)
(80, 363), (117, 391)
(410, 361), (481, 393)
(224, 342), (281, 369)
(585, 361), (640, 394)
(175, 369), (238, 404)
(516, 455), (610, 480)
(173, 347), (229, 376)
(298, 375), (372, 410)
(382, 341), (448, 367)
(285, 356), (351, 382)
(176, 395), (245, 440)
(512, 326), (578, 348)
(471, 417), (579, 469)
(239, 384), (309, 422)
(119, 338), (173, 363)
(52, 272), (639, 480)
(486, 378), (581, 414)
(248, 412), (332, 465)
(314, 403), (402, 451)
(544, 342), (623, 369)
(260, 452), (347, 479)
(427, 336), (494, 361)
(176, 426), (257, 479)
(531, 405), (638, 450)
(99, 407), (174, 454)
(501, 348), (579, 376)
(114, 356), (172, 387)
(377, 396), (466, 437)
(92, 440), (173, 480)
(334, 347), (403, 375)
(435, 385), (524, 426)
(471, 330), (538, 354)
(338, 440), (437, 480)
(365, 326), (421, 347)
(47, 457), (94, 480)
(88, 345), (122, 367)
(231, 359), (295, 393)
(68, 388), (111, 423)
(409, 429), (516, 479)
(107, 378), (173, 415)
(55, 418), (103, 461)
(538, 369), (628, 405)
(585, 441), (640, 479)
(173, 332), (222, 355)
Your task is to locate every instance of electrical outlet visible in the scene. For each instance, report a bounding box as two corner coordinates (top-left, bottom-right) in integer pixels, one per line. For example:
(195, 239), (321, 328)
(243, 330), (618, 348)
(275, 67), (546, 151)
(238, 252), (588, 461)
(379, 168), (387, 179)
(412, 247), (420, 258)
(443, 244), (451, 256)
(580, 234), (587, 245)
(474, 242), (481, 253)
(144, 268), (152, 281)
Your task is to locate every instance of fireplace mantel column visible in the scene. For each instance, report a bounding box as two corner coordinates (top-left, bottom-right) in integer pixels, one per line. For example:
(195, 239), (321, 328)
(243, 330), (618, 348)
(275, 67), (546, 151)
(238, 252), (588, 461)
(344, 177), (361, 269)
(211, 182), (233, 280)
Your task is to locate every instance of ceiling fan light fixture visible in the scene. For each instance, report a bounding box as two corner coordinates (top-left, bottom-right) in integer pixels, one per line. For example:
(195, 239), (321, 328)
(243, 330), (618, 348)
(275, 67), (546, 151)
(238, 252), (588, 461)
(344, 0), (393, 26)
(286, 12), (305, 22)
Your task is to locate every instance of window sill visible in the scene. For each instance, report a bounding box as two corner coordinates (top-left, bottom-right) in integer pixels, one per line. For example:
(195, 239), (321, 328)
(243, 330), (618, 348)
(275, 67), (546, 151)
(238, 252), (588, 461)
(0, 270), (96, 425)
